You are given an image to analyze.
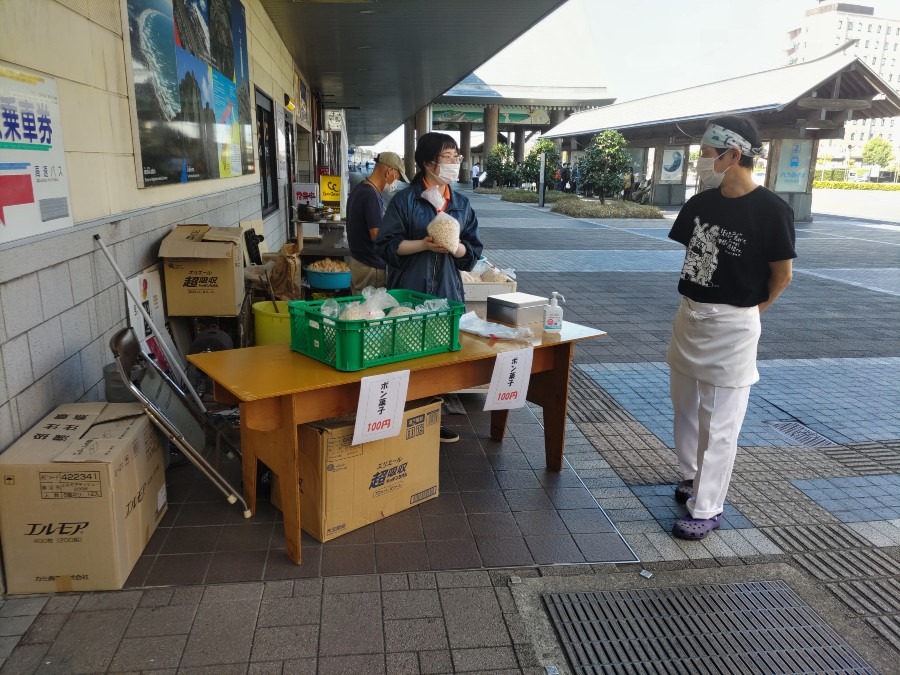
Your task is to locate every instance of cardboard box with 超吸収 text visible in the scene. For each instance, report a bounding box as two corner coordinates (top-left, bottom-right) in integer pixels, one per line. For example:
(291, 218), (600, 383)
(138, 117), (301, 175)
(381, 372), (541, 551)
(158, 225), (244, 316)
(0, 403), (167, 594)
(272, 398), (441, 542)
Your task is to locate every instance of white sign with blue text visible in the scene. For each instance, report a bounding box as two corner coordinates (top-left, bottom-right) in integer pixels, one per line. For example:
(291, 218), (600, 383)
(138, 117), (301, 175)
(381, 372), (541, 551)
(775, 139), (813, 193)
(484, 347), (534, 411)
(352, 370), (410, 445)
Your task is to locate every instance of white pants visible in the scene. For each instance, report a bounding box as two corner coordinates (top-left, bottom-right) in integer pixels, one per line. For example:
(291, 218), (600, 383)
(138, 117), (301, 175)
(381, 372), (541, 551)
(670, 368), (751, 519)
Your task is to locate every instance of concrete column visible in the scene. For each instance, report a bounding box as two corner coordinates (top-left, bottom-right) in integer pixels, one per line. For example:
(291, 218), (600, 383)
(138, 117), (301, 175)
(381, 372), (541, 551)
(483, 105), (499, 158)
(404, 117), (416, 179)
(514, 128), (526, 163)
(549, 109), (566, 153)
(416, 105), (431, 137)
(459, 123), (472, 182)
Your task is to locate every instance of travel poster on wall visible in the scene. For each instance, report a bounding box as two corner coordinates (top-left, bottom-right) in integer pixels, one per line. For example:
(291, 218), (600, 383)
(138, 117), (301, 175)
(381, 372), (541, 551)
(125, 0), (254, 187)
(0, 62), (74, 244)
(659, 147), (684, 184)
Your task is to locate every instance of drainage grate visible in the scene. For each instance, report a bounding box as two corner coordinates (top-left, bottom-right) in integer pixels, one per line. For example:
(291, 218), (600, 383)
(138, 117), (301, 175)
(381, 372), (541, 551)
(768, 421), (838, 447)
(544, 581), (875, 674)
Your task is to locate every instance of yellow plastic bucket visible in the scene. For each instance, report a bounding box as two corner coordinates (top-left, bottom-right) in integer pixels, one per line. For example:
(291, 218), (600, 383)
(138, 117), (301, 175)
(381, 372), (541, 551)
(252, 301), (291, 345)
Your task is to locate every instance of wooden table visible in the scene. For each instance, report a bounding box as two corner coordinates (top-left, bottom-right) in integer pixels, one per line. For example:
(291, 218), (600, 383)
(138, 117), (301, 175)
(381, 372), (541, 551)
(188, 322), (605, 564)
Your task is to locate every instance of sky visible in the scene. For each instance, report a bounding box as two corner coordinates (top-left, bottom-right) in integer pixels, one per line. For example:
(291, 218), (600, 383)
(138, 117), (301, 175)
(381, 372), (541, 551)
(370, 0), (900, 154)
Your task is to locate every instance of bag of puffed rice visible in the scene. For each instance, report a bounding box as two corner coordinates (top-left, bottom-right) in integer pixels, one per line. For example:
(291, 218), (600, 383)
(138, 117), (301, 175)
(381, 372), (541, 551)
(427, 212), (460, 254)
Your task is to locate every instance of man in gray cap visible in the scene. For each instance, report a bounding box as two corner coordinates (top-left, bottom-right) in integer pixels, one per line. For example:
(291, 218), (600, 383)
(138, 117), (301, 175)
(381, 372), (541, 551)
(346, 151), (408, 294)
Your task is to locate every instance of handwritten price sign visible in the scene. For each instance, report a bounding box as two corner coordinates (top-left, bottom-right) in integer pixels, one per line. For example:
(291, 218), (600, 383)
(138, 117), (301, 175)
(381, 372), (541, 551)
(352, 370), (410, 445)
(484, 347), (533, 411)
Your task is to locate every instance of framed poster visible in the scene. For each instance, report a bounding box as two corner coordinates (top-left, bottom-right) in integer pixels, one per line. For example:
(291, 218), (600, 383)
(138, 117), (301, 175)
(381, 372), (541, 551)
(774, 139), (813, 193)
(659, 147), (684, 184)
(0, 62), (74, 244)
(123, 0), (254, 187)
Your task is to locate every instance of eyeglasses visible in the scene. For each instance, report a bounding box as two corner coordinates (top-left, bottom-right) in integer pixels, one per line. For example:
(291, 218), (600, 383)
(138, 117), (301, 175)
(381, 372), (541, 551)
(437, 152), (463, 163)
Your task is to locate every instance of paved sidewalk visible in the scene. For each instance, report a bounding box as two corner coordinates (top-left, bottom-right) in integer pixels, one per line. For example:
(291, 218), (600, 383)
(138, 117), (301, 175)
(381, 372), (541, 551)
(0, 186), (898, 674)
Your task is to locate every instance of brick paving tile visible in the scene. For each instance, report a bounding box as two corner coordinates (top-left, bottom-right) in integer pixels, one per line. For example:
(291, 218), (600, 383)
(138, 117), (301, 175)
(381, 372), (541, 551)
(318, 592), (383, 656)
(384, 617), (448, 652)
(124, 604), (198, 637)
(108, 634), (187, 671)
(451, 646), (518, 672)
(38, 609), (132, 673)
(385, 651), (419, 675)
(383, 590), (443, 620)
(317, 653), (386, 674)
(179, 601), (257, 667)
(257, 597), (321, 627)
(440, 587), (510, 649)
(282, 659), (318, 674)
(417, 649), (453, 674)
(250, 625), (319, 661)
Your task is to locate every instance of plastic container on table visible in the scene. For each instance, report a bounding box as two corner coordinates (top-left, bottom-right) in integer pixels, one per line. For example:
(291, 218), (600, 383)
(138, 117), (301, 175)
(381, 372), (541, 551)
(288, 290), (464, 371)
(252, 301), (291, 345)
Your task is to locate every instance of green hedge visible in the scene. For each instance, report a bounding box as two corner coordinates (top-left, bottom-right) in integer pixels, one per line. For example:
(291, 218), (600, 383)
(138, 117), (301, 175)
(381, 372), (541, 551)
(551, 197), (664, 219)
(473, 186), (502, 195)
(498, 188), (577, 204)
(815, 169), (847, 181)
(813, 181), (900, 191)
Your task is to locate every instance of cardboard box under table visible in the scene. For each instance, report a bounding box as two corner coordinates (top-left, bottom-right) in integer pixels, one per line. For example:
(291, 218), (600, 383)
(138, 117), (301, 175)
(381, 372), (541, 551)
(271, 398), (441, 542)
(0, 403), (167, 594)
(158, 225), (244, 317)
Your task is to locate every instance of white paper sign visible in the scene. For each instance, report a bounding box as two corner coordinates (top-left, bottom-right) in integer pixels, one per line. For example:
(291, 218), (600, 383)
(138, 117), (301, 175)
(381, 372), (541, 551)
(0, 62), (74, 244)
(352, 370), (410, 445)
(484, 347), (534, 411)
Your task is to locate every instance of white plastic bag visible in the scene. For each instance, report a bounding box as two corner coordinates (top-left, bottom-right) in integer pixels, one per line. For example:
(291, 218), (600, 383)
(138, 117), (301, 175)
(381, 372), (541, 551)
(320, 298), (341, 318)
(458, 311), (534, 341)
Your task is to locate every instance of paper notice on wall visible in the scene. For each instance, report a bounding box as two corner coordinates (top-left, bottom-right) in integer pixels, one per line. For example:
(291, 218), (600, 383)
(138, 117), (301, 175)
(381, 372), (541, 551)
(352, 370), (410, 446)
(0, 61), (74, 244)
(484, 346), (533, 411)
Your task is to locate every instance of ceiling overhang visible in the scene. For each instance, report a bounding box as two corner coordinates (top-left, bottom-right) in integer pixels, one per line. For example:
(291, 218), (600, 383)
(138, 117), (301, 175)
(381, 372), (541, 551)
(257, 0), (568, 145)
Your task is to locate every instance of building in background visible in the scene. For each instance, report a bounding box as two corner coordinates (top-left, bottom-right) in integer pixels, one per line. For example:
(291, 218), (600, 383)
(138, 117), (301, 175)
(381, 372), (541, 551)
(788, 2), (900, 172)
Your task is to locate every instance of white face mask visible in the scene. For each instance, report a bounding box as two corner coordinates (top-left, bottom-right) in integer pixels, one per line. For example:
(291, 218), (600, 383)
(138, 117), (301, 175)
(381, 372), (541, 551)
(697, 150), (732, 189)
(430, 162), (460, 185)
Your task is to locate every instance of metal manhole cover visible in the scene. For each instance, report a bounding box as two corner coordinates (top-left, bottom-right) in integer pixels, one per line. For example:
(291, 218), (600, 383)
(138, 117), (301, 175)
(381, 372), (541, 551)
(768, 421), (838, 447)
(544, 581), (875, 674)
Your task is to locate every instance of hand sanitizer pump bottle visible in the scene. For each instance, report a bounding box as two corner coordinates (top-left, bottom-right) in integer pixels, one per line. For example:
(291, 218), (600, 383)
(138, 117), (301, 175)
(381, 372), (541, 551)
(543, 292), (565, 332)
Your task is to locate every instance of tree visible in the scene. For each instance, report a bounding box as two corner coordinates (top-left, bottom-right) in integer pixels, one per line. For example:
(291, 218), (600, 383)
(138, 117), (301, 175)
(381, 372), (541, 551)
(576, 130), (632, 203)
(862, 137), (895, 182)
(520, 138), (561, 188)
(483, 143), (517, 187)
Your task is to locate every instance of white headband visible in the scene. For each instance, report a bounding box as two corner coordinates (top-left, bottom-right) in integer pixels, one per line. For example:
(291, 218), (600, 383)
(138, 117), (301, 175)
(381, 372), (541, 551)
(701, 124), (765, 157)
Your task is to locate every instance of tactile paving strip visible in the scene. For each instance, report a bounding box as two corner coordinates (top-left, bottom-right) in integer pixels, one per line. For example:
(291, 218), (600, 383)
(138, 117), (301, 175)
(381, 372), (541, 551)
(762, 524), (872, 553)
(544, 581), (876, 674)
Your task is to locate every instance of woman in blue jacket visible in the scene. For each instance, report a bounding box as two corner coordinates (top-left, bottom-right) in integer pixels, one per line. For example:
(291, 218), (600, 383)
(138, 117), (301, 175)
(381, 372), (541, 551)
(376, 132), (483, 303)
(376, 133), (483, 443)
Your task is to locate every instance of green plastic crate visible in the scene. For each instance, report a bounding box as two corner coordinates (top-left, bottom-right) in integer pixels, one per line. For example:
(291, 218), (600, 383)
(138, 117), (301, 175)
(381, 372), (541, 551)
(288, 290), (464, 371)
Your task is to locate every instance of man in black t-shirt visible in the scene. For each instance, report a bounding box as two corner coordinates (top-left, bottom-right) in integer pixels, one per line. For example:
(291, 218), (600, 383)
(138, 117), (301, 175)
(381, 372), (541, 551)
(665, 117), (796, 541)
(346, 152), (408, 294)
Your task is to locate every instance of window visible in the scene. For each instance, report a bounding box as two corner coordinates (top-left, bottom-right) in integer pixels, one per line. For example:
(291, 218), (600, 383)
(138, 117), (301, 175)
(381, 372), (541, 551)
(872, 57), (877, 65)
(888, 26), (892, 35)
(868, 24), (872, 32)
(882, 58), (886, 65)
(865, 40), (869, 47)
(875, 42), (879, 49)
(878, 25), (882, 33)
(848, 21), (854, 30)
(838, 20), (843, 29)
(255, 89), (278, 216)
(851, 132), (856, 140)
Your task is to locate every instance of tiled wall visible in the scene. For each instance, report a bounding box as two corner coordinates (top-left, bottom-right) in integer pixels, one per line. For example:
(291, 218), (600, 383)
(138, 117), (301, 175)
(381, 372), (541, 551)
(0, 185), (269, 452)
(0, 0), (304, 450)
